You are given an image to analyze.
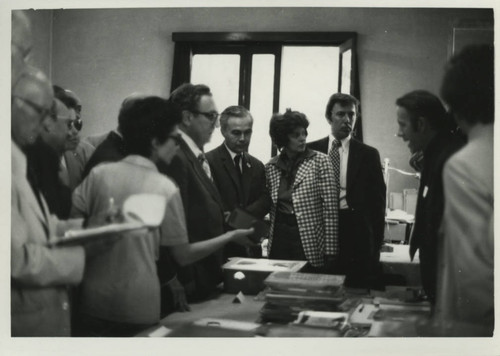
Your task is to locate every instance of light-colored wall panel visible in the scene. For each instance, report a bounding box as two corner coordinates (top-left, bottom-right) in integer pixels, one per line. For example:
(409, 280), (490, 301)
(30, 7), (493, 193)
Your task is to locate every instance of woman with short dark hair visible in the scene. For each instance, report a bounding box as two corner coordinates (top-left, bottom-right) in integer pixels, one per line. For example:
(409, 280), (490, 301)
(266, 109), (339, 271)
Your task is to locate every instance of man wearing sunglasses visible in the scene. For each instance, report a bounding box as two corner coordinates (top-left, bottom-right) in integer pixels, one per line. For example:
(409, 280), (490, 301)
(54, 86), (96, 191)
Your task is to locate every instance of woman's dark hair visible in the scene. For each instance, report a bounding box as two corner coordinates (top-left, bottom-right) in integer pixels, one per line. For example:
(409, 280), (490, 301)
(121, 96), (182, 157)
(269, 109), (309, 149)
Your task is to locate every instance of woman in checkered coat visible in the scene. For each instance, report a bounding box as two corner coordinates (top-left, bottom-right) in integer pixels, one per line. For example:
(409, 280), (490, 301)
(265, 109), (339, 270)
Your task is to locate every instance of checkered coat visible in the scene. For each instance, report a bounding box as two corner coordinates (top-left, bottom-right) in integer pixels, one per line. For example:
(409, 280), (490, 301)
(265, 150), (339, 267)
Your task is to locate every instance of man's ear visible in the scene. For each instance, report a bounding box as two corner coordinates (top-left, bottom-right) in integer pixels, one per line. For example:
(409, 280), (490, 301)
(181, 110), (192, 127)
(41, 117), (54, 132)
(416, 116), (428, 133)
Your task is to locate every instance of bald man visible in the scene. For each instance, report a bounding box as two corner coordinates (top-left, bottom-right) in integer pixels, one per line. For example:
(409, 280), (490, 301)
(11, 69), (108, 336)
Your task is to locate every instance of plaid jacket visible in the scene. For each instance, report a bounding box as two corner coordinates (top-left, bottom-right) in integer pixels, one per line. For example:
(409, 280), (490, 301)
(265, 150), (339, 267)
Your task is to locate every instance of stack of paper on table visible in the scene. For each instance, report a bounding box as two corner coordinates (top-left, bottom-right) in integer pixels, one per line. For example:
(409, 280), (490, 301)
(50, 194), (167, 247)
(260, 272), (346, 323)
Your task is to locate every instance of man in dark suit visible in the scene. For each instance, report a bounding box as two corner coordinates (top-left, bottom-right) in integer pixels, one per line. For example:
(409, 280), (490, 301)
(206, 106), (270, 259)
(308, 93), (386, 289)
(396, 90), (463, 306)
(82, 93), (147, 179)
(159, 83), (227, 302)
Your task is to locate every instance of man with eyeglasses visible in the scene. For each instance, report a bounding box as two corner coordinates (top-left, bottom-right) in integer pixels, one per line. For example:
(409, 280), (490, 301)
(53, 86), (96, 191)
(159, 83), (232, 303)
(11, 68), (110, 336)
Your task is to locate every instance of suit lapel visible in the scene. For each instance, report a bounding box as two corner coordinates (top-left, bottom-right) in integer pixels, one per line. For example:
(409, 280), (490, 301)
(240, 153), (252, 204)
(318, 137), (329, 154)
(220, 146), (244, 200)
(20, 178), (50, 236)
(347, 138), (361, 193)
(181, 141), (225, 207)
(293, 156), (314, 189)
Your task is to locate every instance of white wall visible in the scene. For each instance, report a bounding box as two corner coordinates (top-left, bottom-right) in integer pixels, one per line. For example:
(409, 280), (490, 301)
(31, 7), (493, 194)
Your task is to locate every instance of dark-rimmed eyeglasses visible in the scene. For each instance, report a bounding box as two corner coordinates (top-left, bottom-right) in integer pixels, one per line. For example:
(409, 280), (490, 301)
(190, 110), (219, 123)
(12, 95), (52, 119)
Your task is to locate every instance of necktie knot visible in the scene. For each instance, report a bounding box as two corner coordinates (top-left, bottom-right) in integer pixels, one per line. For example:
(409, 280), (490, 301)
(333, 139), (342, 149)
(198, 153), (206, 162)
(198, 153), (213, 181)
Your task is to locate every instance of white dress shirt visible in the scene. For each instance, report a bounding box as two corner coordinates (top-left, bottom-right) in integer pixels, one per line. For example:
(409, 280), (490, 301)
(328, 134), (351, 210)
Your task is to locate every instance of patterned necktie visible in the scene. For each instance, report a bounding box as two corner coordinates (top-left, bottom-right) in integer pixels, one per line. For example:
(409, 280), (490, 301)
(329, 139), (342, 200)
(198, 153), (213, 181)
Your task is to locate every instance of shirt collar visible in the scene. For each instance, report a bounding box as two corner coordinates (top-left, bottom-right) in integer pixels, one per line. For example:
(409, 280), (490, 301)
(224, 143), (242, 160)
(179, 129), (203, 157)
(122, 155), (158, 172)
(270, 147), (316, 168)
(329, 134), (351, 150)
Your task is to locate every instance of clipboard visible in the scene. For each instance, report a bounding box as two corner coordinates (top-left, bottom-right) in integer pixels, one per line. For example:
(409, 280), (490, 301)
(50, 193), (167, 247)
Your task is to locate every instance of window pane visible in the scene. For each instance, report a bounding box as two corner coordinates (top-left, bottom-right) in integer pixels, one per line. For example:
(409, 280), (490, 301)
(279, 46), (339, 143)
(249, 54), (274, 163)
(340, 49), (352, 94)
(191, 54), (240, 152)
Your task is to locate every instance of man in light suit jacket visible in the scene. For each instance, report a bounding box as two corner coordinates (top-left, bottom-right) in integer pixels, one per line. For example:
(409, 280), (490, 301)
(11, 69), (107, 336)
(158, 83), (227, 302)
(206, 106), (270, 258)
(308, 93), (386, 289)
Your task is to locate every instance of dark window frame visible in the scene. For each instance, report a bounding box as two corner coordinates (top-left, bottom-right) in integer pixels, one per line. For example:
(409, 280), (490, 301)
(171, 32), (362, 142)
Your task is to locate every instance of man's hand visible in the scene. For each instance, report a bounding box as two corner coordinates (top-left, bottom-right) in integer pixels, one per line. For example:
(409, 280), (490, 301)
(229, 228), (257, 247)
(167, 277), (190, 312)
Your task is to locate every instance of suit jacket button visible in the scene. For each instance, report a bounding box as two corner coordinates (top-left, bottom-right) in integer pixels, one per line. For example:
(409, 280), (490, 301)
(62, 302), (69, 311)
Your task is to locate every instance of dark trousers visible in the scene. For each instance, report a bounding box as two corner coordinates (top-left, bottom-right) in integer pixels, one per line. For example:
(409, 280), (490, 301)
(268, 212), (328, 274)
(269, 212), (307, 262)
(335, 209), (374, 288)
(73, 313), (153, 337)
(418, 245), (437, 305)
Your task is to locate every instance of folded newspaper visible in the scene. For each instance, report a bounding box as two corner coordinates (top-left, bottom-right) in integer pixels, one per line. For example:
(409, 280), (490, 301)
(50, 194), (167, 247)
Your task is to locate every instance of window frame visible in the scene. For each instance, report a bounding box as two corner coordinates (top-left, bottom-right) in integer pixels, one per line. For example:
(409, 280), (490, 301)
(171, 32), (362, 142)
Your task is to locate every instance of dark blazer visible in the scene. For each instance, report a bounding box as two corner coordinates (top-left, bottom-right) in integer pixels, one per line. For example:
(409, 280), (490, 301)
(158, 138), (226, 301)
(206, 144), (270, 258)
(307, 137), (386, 251)
(26, 139), (72, 219)
(409, 132), (463, 302)
(82, 131), (127, 179)
(206, 144), (270, 219)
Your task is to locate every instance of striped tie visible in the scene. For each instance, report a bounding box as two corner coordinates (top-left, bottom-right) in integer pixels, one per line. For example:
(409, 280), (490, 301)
(198, 153), (213, 181)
